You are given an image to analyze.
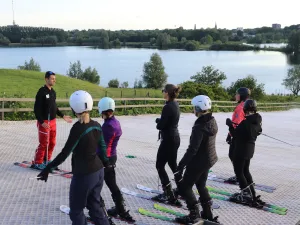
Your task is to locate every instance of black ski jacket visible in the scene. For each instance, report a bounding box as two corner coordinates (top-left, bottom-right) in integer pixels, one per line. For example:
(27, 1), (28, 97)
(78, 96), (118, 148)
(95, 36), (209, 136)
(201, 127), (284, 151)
(34, 85), (64, 124)
(45, 120), (109, 175)
(178, 113), (218, 170)
(156, 100), (180, 138)
(230, 113), (262, 159)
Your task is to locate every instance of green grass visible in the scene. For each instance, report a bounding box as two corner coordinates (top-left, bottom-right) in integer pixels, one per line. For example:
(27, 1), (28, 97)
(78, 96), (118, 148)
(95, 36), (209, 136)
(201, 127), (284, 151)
(0, 69), (162, 98)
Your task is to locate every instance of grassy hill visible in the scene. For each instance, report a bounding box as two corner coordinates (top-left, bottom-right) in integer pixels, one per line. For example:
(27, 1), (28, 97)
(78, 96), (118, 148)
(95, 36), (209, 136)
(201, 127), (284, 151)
(0, 69), (162, 98)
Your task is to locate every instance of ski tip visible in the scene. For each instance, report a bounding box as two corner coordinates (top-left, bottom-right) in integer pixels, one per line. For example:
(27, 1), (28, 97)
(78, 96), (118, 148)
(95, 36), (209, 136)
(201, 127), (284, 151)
(60, 205), (70, 214)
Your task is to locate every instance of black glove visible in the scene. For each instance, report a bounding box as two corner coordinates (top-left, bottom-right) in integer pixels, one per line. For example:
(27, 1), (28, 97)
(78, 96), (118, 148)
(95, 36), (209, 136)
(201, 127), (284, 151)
(103, 160), (111, 168)
(155, 118), (160, 123)
(226, 118), (233, 127)
(226, 133), (232, 145)
(37, 168), (51, 182)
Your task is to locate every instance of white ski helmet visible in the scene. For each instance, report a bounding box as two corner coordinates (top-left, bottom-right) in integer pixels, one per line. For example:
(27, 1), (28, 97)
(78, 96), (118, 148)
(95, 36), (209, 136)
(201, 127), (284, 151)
(69, 90), (93, 114)
(191, 95), (212, 112)
(98, 97), (115, 114)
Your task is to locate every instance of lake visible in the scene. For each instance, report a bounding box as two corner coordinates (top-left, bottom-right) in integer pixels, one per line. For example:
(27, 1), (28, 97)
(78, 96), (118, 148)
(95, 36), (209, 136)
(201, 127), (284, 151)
(0, 46), (293, 94)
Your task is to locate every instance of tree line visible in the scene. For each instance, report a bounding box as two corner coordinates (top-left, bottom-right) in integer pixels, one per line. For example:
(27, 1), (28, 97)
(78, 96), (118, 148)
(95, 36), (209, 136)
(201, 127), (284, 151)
(1, 24), (300, 54)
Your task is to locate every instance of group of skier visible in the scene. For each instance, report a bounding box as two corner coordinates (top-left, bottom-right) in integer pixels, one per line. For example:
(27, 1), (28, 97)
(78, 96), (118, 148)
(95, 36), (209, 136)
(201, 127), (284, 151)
(152, 85), (262, 224)
(33, 71), (263, 225)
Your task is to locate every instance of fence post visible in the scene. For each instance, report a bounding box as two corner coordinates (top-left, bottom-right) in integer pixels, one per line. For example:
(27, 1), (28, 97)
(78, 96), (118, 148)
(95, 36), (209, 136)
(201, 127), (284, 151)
(105, 91), (107, 97)
(134, 89), (136, 97)
(121, 91), (123, 98)
(2, 100), (4, 121)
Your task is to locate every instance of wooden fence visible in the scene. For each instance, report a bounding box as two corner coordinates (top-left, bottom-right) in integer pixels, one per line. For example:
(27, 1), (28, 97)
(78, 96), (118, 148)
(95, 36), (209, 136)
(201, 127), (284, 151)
(1, 97), (300, 121)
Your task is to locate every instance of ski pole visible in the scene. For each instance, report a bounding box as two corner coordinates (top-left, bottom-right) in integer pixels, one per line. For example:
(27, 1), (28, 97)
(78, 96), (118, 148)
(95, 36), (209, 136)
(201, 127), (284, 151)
(28, 172), (72, 180)
(261, 133), (299, 147)
(45, 113), (50, 165)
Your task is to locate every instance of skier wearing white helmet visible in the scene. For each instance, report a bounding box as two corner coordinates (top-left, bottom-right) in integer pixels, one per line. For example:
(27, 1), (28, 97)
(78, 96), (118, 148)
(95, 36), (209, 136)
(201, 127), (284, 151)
(175, 95), (219, 224)
(36, 90), (110, 225)
(97, 97), (135, 223)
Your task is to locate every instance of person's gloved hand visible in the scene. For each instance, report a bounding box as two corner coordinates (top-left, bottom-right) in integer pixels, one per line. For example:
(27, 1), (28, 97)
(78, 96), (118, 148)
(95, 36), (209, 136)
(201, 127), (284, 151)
(226, 133), (232, 145)
(103, 160), (112, 168)
(226, 118), (233, 127)
(37, 168), (51, 182)
(155, 118), (160, 123)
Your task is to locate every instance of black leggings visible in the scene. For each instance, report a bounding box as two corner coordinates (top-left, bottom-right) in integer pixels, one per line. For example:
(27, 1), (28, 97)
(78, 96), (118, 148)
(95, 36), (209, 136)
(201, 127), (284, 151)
(233, 158), (253, 190)
(104, 156), (123, 203)
(179, 167), (211, 209)
(156, 135), (180, 186)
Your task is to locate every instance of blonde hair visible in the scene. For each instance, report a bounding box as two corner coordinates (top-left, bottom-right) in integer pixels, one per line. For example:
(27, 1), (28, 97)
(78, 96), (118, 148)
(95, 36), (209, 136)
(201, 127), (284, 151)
(78, 112), (90, 124)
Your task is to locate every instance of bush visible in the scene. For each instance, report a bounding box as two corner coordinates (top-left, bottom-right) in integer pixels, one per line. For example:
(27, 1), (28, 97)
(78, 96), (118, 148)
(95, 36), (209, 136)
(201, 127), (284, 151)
(179, 81), (215, 99)
(121, 81), (129, 88)
(67, 60), (100, 84)
(227, 75), (265, 100)
(108, 79), (120, 88)
(17, 58), (41, 72)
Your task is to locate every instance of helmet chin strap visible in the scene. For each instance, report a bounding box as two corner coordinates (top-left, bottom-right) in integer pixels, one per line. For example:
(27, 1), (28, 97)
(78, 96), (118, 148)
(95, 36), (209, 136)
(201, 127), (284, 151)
(71, 108), (77, 117)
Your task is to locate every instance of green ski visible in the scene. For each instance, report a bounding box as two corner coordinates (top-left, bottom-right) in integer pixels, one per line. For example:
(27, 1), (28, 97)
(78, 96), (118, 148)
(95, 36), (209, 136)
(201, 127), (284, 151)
(209, 193), (286, 215)
(206, 186), (287, 212)
(138, 208), (175, 222)
(153, 203), (185, 217)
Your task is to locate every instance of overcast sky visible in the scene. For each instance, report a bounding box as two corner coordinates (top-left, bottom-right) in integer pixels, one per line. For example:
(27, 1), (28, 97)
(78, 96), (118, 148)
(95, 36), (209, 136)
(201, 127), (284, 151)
(0, 0), (299, 30)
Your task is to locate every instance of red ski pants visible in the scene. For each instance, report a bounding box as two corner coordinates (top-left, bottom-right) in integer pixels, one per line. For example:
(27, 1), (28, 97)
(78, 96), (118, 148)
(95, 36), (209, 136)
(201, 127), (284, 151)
(33, 119), (56, 164)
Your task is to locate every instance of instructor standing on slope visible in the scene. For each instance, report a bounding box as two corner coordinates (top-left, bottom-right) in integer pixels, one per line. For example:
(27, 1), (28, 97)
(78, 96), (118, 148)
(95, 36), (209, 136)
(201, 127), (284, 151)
(32, 71), (72, 170)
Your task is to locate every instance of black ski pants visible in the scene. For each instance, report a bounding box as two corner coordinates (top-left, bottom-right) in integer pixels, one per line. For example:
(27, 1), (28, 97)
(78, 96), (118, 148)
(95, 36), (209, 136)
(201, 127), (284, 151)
(69, 168), (109, 225)
(156, 134), (180, 186)
(179, 166), (211, 209)
(228, 138), (235, 162)
(233, 157), (254, 192)
(104, 156), (123, 203)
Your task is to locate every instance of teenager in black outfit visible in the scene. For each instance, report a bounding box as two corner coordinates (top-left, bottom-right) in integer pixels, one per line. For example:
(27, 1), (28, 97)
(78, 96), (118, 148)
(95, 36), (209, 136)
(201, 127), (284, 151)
(175, 95), (219, 224)
(37, 90), (110, 225)
(226, 99), (263, 205)
(153, 84), (181, 205)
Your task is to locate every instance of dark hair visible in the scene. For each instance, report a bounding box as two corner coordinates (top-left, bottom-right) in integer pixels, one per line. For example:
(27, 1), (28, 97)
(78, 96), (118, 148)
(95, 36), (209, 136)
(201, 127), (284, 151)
(45, 71), (56, 79)
(102, 109), (114, 117)
(163, 84), (182, 100)
(243, 99), (257, 113)
(236, 87), (250, 102)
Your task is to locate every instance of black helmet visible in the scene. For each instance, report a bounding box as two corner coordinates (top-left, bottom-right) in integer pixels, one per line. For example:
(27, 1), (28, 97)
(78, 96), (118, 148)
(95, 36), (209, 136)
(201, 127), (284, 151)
(243, 99), (257, 113)
(236, 87), (250, 101)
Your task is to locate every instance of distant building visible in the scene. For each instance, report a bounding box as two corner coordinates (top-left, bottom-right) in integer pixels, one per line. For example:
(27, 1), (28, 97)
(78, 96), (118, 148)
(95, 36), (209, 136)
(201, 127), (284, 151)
(215, 22), (217, 29)
(272, 24), (281, 29)
(237, 27), (243, 31)
(194, 24), (196, 30)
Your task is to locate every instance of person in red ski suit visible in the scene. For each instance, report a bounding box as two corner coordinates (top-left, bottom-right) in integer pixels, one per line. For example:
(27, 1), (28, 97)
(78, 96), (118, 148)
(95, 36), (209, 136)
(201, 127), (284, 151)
(32, 71), (72, 170)
(226, 87), (250, 183)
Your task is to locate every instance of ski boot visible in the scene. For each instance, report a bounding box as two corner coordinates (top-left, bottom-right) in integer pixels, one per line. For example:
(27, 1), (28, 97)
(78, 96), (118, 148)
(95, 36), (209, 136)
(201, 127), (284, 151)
(152, 182), (182, 207)
(107, 196), (135, 223)
(30, 163), (46, 170)
(225, 176), (238, 184)
(43, 159), (60, 170)
(200, 200), (220, 224)
(248, 183), (265, 205)
(175, 203), (202, 224)
(255, 195), (265, 205)
(230, 186), (263, 208)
